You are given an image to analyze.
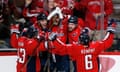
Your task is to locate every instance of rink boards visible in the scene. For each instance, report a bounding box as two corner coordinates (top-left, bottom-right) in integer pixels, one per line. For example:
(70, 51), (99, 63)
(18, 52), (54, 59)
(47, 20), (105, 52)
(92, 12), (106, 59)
(0, 49), (120, 72)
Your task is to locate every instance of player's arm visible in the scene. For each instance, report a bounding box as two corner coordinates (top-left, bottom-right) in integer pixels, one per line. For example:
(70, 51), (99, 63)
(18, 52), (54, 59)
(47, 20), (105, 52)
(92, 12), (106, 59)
(48, 32), (75, 56)
(50, 38), (74, 56)
(22, 0), (43, 17)
(49, 38), (68, 55)
(10, 24), (20, 48)
(10, 33), (19, 48)
(47, 32), (68, 55)
(100, 19), (115, 49)
(101, 31), (114, 49)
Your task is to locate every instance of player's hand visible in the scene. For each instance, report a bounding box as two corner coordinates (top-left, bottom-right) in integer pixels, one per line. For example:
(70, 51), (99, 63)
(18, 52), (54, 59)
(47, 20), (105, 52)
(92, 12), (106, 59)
(107, 27), (115, 33)
(37, 32), (46, 41)
(48, 32), (57, 41)
(107, 19), (116, 33)
(10, 24), (20, 34)
(108, 19), (115, 27)
(82, 28), (89, 34)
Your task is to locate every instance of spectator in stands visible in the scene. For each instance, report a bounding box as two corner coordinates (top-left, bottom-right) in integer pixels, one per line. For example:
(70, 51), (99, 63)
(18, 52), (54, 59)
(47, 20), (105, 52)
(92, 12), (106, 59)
(22, 0), (44, 23)
(74, 0), (114, 41)
(0, 23), (10, 48)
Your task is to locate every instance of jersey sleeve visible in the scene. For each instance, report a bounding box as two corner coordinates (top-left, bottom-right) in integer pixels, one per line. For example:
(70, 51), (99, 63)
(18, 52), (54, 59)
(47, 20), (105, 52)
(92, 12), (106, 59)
(51, 39), (68, 55)
(10, 33), (18, 48)
(52, 39), (76, 60)
(99, 32), (114, 51)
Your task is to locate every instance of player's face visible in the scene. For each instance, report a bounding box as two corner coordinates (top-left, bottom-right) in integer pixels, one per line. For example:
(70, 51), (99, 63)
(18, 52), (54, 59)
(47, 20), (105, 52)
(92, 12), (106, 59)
(52, 15), (59, 25)
(68, 23), (77, 31)
(38, 20), (47, 29)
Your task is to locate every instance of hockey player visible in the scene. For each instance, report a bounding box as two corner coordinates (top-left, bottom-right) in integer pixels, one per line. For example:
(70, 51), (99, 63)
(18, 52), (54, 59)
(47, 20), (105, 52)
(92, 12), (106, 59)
(10, 22), (47, 72)
(67, 15), (84, 72)
(47, 7), (70, 71)
(34, 12), (48, 31)
(67, 15), (84, 44)
(35, 12), (49, 72)
(48, 22), (115, 72)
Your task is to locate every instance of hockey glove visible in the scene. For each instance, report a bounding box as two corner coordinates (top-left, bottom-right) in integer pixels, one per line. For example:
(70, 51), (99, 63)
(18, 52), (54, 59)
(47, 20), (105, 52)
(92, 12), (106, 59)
(10, 24), (20, 34)
(48, 32), (57, 41)
(107, 19), (116, 33)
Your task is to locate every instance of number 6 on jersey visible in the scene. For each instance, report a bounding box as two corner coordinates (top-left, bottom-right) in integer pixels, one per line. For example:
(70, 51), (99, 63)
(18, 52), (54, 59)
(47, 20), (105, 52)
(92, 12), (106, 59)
(85, 54), (93, 70)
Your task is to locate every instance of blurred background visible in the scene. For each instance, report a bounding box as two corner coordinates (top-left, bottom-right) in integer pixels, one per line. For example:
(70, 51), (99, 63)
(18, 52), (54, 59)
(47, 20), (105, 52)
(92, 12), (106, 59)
(109, 0), (120, 51)
(0, 0), (120, 51)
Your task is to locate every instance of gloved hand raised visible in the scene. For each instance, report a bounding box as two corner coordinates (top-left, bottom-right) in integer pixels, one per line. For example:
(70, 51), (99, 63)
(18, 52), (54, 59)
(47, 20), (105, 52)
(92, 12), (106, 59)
(36, 32), (46, 41)
(107, 19), (116, 33)
(10, 24), (20, 34)
(82, 28), (89, 34)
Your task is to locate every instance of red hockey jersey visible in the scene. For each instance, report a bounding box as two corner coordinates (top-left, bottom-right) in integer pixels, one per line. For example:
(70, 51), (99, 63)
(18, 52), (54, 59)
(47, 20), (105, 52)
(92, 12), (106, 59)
(10, 33), (47, 72)
(51, 32), (114, 72)
(68, 18), (84, 44)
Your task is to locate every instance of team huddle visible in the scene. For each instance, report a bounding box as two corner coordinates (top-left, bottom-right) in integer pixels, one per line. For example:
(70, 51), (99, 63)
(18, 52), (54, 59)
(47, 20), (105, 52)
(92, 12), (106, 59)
(10, 0), (115, 72)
